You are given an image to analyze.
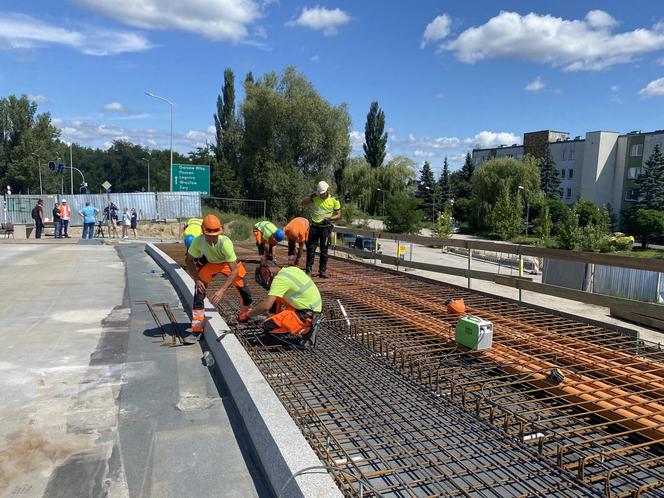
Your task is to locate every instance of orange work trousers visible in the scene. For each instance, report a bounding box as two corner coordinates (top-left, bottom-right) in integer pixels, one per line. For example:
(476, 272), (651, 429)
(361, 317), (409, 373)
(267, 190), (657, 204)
(263, 298), (313, 336)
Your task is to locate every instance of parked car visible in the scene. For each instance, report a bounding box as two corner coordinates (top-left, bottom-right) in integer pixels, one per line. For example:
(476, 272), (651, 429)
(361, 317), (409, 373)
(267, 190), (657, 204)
(338, 232), (356, 247)
(354, 236), (382, 256)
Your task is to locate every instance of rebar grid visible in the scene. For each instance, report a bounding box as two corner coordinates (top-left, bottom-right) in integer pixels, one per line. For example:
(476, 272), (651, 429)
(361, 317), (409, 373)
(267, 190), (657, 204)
(158, 244), (664, 497)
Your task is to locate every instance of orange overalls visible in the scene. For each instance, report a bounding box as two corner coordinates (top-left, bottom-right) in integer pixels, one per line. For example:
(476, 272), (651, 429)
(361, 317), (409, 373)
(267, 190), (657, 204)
(262, 297), (314, 336)
(284, 217), (309, 266)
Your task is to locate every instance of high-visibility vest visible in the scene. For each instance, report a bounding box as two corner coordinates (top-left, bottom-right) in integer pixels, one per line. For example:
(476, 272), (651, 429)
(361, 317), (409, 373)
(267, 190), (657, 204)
(254, 220), (278, 239)
(183, 218), (203, 239)
(272, 267), (322, 312)
(60, 205), (71, 220)
(310, 196), (340, 224)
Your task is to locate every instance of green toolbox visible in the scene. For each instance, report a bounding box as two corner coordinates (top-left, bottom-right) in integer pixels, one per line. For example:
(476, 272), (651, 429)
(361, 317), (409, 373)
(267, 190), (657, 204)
(455, 316), (493, 351)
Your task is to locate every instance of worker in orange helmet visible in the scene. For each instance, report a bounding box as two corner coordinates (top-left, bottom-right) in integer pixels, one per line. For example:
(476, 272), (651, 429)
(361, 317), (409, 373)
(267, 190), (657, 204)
(283, 216), (309, 266)
(185, 214), (253, 335)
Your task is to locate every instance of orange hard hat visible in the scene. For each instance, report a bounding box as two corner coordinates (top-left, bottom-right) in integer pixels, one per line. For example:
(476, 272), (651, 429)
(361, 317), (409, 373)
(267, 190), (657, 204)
(202, 214), (222, 235)
(445, 298), (465, 315)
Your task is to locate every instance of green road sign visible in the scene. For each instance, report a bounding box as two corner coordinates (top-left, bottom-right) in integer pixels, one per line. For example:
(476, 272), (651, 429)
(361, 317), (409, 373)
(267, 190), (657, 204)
(171, 164), (210, 196)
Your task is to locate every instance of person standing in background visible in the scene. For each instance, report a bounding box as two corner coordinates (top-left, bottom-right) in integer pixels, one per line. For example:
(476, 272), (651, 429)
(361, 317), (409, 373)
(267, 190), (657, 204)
(59, 199), (71, 238)
(52, 202), (62, 239)
(32, 199), (44, 239)
(79, 202), (98, 239)
(121, 208), (130, 239)
(130, 208), (137, 239)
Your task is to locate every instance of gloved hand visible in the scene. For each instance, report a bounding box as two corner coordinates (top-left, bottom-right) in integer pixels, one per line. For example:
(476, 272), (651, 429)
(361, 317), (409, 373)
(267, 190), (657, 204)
(323, 217), (332, 224)
(237, 310), (251, 323)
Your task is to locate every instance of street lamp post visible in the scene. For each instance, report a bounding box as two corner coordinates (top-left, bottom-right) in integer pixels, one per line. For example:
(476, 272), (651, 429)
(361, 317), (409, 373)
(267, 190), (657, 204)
(69, 142), (73, 196)
(518, 185), (530, 236)
(145, 92), (174, 191)
(141, 157), (151, 192)
(423, 185), (435, 223)
(31, 153), (42, 195)
(376, 188), (385, 217)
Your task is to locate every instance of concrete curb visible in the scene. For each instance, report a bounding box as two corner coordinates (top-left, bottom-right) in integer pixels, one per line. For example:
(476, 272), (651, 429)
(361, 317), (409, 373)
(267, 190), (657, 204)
(145, 243), (341, 498)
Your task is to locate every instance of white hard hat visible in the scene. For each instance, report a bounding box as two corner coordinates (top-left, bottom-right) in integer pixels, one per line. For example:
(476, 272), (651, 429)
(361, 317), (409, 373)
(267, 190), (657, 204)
(61, 199), (67, 203)
(316, 181), (329, 194)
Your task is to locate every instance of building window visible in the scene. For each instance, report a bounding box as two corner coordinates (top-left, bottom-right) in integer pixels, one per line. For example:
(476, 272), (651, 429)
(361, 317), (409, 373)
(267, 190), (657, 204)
(625, 189), (642, 201)
(569, 149), (575, 161)
(569, 169), (574, 179)
(627, 167), (643, 179)
(561, 149), (566, 161)
(566, 188), (572, 199)
(561, 169), (566, 179)
(630, 144), (643, 157)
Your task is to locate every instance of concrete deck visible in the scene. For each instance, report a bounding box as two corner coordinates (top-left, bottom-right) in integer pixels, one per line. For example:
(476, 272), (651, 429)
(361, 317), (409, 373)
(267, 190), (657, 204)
(0, 242), (271, 498)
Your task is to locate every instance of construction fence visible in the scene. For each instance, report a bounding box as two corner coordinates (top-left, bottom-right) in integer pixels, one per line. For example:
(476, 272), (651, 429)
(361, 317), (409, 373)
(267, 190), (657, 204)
(203, 197), (266, 220)
(2, 192), (202, 226)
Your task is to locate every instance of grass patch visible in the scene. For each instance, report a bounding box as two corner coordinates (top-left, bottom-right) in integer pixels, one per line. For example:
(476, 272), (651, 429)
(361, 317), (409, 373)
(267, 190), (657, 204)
(509, 235), (542, 246)
(611, 248), (664, 259)
(202, 206), (259, 242)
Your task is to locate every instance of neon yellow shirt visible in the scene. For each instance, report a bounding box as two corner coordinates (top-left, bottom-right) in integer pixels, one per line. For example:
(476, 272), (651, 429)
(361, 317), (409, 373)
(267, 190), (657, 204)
(268, 267), (322, 312)
(188, 234), (237, 263)
(254, 220), (278, 239)
(182, 218), (203, 239)
(310, 195), (341, 224)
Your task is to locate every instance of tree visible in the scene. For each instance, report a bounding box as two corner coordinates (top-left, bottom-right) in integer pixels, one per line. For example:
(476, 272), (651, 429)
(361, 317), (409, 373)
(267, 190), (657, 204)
(636, 144), (664, 211)
(454, 153), (475, 199)
(556, 205), (581, 250)
(533, 204), (553, 240)
(539, 148), (561, 199)
(416, 161), (435, 221)
(631, 209), (664, 248)
(363, 101), (387, 168)
(241, 67), (351, 220)
(438, 157), (450, 205)
(492, 184), (523, 240)
(385, 191), (421, 233)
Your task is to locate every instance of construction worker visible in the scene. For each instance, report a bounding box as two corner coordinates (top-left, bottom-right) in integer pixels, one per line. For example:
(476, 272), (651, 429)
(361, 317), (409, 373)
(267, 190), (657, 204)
(253, 220), (284, 261)
(59, 199), (71, 238)
(185, 215), (253, 334)
(182, 217), (203, 253)
(246, 262), (322, 349)
(302, 181), (341, 278)
(284, 217), (309, 266)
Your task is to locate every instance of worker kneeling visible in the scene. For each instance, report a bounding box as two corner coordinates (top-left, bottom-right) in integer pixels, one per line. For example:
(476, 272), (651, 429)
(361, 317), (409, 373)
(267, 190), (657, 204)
(245, 262), (322, 349)
(253, 220), (284, 261)
(185, 215), (252, 335)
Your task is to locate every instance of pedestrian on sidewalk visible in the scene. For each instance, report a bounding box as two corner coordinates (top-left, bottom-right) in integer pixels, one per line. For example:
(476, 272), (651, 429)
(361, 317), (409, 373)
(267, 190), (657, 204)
(121, 208), (130, 239)
(130, 208), (137, 239)
(59, 199), (71, 238)
(31, 199), (44, 239)
(52, 202), (62, 239)
(79, 202), (98, 239)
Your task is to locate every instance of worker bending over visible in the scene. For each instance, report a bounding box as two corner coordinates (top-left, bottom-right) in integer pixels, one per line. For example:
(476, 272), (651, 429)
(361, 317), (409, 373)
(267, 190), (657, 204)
(246, 262), (322, 349)
(284, 216), (309, 266)
(253, 220), (284, 260)
(185, 215), (253, 334)
(182, 217), (203, 253)
(302, 181), (341, 278)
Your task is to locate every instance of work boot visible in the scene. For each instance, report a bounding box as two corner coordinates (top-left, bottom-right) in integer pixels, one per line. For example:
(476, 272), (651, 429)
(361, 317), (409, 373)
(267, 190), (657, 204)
(305, 266), (312, 276)
(318, 270), (329, 278)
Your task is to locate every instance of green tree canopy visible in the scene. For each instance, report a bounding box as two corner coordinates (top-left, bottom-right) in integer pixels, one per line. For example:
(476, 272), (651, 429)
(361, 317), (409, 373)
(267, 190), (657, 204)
(636, 144), (664, 211)
(539, 148), (561, 199)
(363, 101), (387, 168)
(472, 156), (540, 206)
(438, 157), (450, 205)
(453, 153), (475, 199)
(631, 209), (664, 248)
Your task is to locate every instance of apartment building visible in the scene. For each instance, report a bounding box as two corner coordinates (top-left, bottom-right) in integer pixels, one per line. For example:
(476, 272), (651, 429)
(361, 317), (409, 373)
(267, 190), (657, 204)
(471, 129), (664, 224)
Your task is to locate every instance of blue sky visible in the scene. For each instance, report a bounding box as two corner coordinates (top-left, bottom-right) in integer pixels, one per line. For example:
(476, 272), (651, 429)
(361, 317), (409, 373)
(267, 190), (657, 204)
(2, 0), (664, 174)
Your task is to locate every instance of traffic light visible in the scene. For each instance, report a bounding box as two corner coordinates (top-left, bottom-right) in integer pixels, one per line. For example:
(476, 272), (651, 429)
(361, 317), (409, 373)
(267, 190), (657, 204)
(48, 161), (55, 171)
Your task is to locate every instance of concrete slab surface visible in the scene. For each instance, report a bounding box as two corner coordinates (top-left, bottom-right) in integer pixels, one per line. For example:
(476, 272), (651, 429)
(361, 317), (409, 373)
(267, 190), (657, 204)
(0, 242), (271, 498)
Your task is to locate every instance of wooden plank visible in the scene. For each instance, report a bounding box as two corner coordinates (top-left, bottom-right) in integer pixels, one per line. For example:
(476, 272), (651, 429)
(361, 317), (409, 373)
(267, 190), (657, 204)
(609, 307), (664, 331)
(494, 275), (664, 321)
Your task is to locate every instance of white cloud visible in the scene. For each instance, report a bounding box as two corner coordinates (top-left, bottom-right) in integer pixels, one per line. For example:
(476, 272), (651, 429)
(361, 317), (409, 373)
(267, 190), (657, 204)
(414, 150), (435, 158)
(72, 0), (263, 42)
(464, 131), (520, 148)
(610, 84), (620, 92)
(310, 54), (320, 61)
(421, 14), (451, 48)
(442, 10), (664, 71)
(27, 94), (47, 104)
(525, 76), (545, 92)
(639, 77), (664, 97)
(0, 12), (151, 55)
(349, 130), (363, 153)
(254, 25), (267, 39)
(287, 6), (350, 36)
(103, 102), (127, 112)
